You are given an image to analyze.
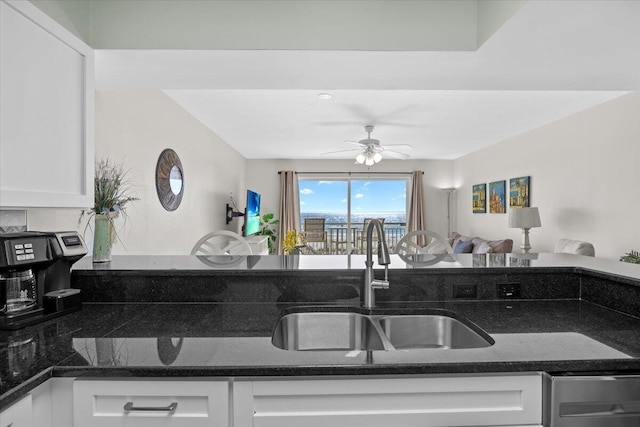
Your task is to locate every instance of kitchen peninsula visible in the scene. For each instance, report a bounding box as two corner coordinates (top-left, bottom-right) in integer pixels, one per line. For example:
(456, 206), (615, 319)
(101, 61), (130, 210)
(1, 253), (639, 425)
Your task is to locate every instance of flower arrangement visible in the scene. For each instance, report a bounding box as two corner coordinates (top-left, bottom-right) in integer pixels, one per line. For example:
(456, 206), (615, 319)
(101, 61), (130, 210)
(91, 159), (138, 218)
(282, 229), (305, 255)
(620, 250), (640, 264)
(80, 159), (138, 261)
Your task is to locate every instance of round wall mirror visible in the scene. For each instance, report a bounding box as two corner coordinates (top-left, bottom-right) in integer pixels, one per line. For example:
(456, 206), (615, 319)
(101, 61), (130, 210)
(169, 165), (183, 194)
(155, 149), (184, 211)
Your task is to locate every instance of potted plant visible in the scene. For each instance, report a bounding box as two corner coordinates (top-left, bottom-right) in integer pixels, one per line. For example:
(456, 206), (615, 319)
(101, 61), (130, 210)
(259, 213), (279, 254)
(620, 250), (640, 264)
(80, 159), (139, 262)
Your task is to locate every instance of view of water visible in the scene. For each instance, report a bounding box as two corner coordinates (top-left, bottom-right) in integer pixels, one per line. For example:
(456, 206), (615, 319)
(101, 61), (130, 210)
(301, 212), (406, 228)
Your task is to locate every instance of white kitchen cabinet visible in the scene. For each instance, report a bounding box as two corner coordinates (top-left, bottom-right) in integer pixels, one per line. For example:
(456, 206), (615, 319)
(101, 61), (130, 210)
(233, 374), (543, 427)
(0, 0), (94, 208)
(0, 394), (32, 427)
(73, 379), (229, 427)
(1, 378), (74, 427)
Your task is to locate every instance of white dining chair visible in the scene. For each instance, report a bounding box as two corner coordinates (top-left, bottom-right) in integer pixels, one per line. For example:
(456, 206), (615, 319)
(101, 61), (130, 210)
(395, 230), (454, 255)
(190, 231), (253, 256)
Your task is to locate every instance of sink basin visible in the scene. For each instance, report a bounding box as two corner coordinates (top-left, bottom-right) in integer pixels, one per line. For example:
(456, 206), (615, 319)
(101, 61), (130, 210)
(272, 309), (494, 351)
(378, 315), (493, 349)
(271, 312), (386, 351)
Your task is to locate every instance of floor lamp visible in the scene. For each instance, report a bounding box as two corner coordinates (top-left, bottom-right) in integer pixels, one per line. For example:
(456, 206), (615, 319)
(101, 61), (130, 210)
(441, 188), (456, 238)
(509, 207), (541, 253)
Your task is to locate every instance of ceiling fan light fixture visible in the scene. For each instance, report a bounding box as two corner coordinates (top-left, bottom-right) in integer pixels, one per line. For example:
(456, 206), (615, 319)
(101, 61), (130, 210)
(364, 156), (375, 166)
(355, 153), (366, 164)
(373, 152), (383, 163)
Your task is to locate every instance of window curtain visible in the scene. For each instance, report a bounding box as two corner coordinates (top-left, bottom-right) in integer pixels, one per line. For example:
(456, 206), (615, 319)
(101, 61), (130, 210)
(277, 171), (301, 254)
(407, 170), (426, 245)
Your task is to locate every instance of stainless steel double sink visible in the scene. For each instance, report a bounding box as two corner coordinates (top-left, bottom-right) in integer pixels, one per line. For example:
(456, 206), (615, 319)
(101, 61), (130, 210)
(271, 308), (494, 351)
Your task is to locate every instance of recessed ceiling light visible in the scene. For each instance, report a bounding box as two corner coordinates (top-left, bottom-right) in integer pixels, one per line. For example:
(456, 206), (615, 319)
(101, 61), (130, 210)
(317, 93), (332, 100)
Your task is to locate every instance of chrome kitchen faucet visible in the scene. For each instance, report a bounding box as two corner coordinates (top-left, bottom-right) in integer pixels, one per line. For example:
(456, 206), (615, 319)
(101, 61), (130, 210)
(363, 218), (391, 309)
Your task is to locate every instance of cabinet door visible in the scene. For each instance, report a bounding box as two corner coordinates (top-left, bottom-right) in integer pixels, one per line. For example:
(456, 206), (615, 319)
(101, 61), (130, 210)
(234, 374), (542, 427)
(0, 0), (93, 208)
(73, 379), (228, 427)
(0, 394), (32, 427)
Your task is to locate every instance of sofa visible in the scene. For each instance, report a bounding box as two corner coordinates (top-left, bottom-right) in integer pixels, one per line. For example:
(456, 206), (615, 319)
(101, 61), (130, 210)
(554, 238), (595, 257)
(449, 232), (513, 254)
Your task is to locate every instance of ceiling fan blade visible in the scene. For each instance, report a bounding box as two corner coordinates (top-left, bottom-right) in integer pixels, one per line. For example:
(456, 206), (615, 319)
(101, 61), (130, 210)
(320, 148), (362, 155)
(317, 121), (363, 126)
(318, 121), (417, 128)
(383, 149), (411, 160)
(345, 140), (367, 147)
(380, 144), (414, 150)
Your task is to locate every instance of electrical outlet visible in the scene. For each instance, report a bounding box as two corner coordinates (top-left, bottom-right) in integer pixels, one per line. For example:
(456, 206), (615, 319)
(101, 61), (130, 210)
(497, 283), (521, 298)
(454, 283), (478, 299)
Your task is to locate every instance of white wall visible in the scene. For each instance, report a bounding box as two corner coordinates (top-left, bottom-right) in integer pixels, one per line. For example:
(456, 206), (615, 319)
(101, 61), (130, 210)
(244, 159), (454, 237)
(453, 92), (640, 259)
(29, 91), (247, 255)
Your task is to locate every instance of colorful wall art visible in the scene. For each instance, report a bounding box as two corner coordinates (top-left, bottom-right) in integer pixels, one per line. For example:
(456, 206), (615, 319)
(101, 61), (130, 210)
(472, 183), (486, 213)
(509, 176), (530, 208)
(489, 180), (506, 213)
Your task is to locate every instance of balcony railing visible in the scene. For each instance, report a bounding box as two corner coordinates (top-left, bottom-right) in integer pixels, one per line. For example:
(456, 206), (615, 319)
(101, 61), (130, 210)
(303, 222), (407, 254)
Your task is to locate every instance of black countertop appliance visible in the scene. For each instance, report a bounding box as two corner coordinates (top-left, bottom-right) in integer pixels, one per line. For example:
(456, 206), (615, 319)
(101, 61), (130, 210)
(0, 231), (87, 329)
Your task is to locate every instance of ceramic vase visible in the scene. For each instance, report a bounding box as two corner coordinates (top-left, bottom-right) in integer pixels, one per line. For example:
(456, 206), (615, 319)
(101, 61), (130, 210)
(93, 214), (113, 262)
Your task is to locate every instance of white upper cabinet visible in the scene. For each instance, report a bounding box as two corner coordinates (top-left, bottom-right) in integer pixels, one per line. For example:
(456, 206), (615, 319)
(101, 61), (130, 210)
(0, 0), (93, 208)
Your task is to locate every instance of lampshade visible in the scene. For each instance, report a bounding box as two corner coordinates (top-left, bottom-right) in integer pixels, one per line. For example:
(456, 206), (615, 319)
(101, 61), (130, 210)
(509, 207), (541, 229)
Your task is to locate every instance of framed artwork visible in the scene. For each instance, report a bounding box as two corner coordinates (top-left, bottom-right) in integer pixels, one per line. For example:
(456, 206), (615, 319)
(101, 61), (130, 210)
(509, 176), (530, 208)
(472, 183), (486, 213)
(489, 180), (506, 214)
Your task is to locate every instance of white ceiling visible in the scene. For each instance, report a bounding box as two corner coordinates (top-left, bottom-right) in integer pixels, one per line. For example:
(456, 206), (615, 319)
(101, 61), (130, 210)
(95, 0), (640, 160)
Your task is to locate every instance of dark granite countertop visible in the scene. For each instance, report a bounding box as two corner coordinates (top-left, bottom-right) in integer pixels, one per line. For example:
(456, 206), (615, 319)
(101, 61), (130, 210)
(2, 254), (640, 410)
(2, 299), (640, 410)
(73, 253), (640, 283)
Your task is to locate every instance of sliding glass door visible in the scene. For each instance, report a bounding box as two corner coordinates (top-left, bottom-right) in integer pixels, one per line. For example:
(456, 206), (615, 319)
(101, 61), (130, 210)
(299, 175), (408, 254)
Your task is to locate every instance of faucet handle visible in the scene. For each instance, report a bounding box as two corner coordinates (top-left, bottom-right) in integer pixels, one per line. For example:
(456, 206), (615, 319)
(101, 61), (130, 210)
(371, 279), (389, 290)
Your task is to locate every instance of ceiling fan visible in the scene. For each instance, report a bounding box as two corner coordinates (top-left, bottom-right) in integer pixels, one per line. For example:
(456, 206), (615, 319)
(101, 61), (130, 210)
(322, 125), (413, 165)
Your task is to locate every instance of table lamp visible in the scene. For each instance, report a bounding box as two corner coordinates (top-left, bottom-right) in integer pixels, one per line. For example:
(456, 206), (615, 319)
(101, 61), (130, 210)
(508, 207), (541, 253)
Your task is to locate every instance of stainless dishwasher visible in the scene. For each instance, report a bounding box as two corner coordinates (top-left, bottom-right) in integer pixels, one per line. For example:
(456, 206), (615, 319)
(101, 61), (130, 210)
(544, 374), (640, 426)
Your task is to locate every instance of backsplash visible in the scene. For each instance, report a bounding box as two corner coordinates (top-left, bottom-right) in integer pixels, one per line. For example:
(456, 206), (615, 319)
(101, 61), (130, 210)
(0, 210), (27, 233)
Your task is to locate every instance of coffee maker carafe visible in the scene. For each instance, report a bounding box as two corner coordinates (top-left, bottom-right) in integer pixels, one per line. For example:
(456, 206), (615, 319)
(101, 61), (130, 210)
(0, 231), (87, 329)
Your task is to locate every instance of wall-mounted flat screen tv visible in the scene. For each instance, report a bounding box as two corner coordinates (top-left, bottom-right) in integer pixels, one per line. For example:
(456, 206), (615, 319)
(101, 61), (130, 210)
(243, 189), (261, 236)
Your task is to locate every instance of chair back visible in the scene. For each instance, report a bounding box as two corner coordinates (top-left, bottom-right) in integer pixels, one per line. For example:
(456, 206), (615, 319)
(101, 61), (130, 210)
(361, 218), (385, 239)
(357, 218), (386, 253)
(191, 231), (253, 255)
(303, 218), (326, 243)
(395, 230), (453, 255)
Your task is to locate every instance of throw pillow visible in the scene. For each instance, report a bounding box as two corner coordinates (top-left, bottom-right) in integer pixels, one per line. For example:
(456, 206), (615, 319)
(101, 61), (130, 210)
(487, 239), (513, 253)
(424, 239), (448, 254)
(452, 233), (473, 252)
(474, 241), (493, 254)
(454, 240), (474, 254)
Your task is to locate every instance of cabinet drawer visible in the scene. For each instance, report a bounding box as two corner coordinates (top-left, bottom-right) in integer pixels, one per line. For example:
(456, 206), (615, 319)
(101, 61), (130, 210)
(73, 379), (228, 427)
(234, 374), (542, 427)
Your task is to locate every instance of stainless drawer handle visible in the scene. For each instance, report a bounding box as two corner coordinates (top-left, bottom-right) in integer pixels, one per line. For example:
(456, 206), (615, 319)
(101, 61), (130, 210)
(124, 402), (178, 412)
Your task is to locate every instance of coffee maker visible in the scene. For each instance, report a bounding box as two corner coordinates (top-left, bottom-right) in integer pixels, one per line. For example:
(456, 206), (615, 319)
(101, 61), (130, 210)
(0, 231), (87, 330)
